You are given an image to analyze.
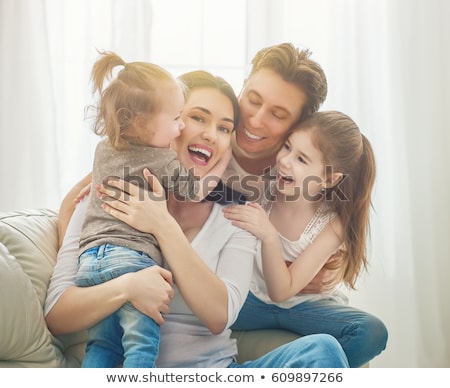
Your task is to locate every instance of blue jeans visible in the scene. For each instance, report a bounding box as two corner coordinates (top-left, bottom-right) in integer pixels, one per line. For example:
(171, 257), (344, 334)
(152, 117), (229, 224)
(76, 244), (160, 368)
(231, 292), (388, 368)
(229, 334), (349, 368)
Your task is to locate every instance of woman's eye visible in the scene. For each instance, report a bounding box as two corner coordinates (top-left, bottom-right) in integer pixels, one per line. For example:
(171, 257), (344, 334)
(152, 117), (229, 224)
(298, 156), (307, 164)
(190, 115), (204, 123)
(218, 126), (231, 134)
(283, 143), (290, 151)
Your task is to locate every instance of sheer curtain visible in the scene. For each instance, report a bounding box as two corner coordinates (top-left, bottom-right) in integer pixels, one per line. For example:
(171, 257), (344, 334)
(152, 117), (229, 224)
(1, 0), (448, 367)
(272, 0), (450, 367)
(332, 0), (450, 368)
(0, 0), (60, 211)
(0, 0), (153, 211)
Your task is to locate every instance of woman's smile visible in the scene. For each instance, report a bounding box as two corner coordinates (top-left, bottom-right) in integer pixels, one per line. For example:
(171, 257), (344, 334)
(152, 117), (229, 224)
(187, 144), (214, 166)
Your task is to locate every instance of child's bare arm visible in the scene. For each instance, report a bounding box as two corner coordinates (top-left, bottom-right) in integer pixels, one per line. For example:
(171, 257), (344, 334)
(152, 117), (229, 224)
(299, 253), (344, 294)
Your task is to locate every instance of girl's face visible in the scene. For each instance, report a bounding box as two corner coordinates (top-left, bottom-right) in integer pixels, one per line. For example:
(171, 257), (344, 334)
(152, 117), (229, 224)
(172, 87), (234, 178)
(137, 85), (186, 148)
(236, 68), (307, 156)
(275, 129), (326, 199)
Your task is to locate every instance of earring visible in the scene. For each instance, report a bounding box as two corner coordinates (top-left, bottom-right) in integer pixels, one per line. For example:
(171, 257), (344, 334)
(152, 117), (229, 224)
(320, 188), (325, 193)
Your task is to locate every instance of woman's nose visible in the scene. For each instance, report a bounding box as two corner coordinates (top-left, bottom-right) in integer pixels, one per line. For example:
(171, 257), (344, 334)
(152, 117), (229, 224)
(201, 124), (217, 143)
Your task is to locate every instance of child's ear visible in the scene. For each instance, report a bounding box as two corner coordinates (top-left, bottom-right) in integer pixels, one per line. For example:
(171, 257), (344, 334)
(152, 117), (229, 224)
(323, 172), (344, 189)
(133, 114), (147, 131)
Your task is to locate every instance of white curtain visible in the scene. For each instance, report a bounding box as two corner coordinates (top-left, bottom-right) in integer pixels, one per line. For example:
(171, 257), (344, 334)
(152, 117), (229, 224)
(329, 0), (450, 368)
(270, 0), (450, 367)
(0, 0), (60, 210)
(0, 0), (153, 211)
(1, 0), (449, 367)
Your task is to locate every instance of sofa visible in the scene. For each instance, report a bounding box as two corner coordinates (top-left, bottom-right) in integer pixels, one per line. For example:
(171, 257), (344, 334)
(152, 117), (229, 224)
(0, 208), (301, 367)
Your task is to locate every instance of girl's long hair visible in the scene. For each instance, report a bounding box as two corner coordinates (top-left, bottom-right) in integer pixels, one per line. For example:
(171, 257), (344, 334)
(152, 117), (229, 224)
(294, 111), (376, 289)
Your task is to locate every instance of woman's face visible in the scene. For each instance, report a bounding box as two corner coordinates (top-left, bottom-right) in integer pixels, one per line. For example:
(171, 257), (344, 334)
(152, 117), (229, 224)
(236, 68), (307, 155)
(172, 87), (234, 178)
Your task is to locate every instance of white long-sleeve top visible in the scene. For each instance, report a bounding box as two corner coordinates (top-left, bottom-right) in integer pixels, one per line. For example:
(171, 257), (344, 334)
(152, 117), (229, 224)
(45, 198), (257, 367)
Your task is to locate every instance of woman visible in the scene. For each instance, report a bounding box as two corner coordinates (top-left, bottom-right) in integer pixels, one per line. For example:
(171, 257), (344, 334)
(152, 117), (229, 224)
(45, 69), (349, 367)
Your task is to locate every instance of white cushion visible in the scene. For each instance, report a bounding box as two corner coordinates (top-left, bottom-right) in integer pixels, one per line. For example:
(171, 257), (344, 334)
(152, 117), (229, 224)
(0, 242), (63, 366)
(0, 209), (64, 367)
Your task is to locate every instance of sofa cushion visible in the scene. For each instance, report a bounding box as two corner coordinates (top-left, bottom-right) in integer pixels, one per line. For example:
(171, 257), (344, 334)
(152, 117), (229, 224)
(231, 329), (300, 363)
(0, 209), (66, 367)
(0, 209), (59, 306)
(0, 242), (63, 367)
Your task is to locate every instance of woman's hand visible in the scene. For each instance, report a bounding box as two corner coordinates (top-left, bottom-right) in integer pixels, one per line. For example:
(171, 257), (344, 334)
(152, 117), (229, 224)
(222, 202), (277, 241)
(46, 265), (175, 335)
(73, 182), (92, 204)
(123, 266), (175, 324)
(96, 168), (172, 235)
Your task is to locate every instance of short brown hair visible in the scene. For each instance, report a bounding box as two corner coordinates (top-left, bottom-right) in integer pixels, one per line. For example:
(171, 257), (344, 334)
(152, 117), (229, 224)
(249, 43), (327, 122)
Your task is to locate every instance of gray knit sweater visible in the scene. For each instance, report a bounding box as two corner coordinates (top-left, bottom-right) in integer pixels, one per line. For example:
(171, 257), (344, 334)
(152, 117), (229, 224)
(79, 138), (199, 265)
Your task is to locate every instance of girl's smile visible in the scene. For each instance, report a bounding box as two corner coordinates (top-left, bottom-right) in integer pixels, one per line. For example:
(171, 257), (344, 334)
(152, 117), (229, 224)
(275, 130), (326, 198)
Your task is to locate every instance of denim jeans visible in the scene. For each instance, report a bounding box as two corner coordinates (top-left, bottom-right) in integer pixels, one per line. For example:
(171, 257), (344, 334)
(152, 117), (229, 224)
(77, 244), (160, 368)
(229, 333), (349, 368)
(231, 292), (388, 368)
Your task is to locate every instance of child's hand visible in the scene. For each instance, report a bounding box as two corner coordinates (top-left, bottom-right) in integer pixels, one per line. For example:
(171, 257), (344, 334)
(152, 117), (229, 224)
(222, 202), (276, 240)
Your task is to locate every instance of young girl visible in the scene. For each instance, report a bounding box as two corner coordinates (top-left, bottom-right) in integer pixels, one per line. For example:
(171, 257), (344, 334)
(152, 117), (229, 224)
(223, 110), (388, 367)
(76, 53), (226, 368)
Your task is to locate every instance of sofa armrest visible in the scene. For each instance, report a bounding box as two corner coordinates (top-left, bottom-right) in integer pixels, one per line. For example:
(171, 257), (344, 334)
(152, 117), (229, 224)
(0, 209), (65, 366)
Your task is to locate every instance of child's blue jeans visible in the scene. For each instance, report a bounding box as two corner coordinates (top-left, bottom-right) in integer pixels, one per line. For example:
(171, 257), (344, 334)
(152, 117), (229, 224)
(76, 244), (160, 368)
(231, 291), (388, 368)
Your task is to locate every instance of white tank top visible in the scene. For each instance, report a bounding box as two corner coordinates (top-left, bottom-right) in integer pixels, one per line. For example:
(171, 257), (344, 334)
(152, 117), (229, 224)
(251, 181), (348, 308)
